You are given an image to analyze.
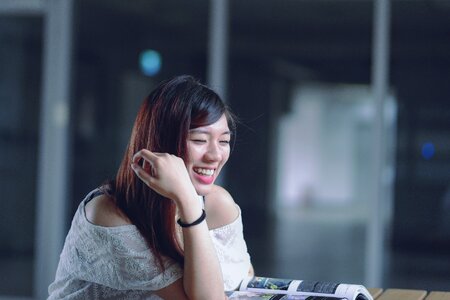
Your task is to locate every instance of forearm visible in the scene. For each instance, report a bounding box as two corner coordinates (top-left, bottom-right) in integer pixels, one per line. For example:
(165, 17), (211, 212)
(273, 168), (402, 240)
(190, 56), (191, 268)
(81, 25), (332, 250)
(178, 199), (224, 300)
(131, 150), (225, 299)
(248, 264), (255, 277)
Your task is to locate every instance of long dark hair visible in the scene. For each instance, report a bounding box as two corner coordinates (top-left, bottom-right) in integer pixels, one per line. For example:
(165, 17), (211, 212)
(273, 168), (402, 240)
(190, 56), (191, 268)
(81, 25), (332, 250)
(109, 75), (235, 270)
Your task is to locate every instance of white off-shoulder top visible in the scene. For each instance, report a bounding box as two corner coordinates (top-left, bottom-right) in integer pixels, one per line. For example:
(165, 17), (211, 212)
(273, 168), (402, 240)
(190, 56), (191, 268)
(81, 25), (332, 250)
(48, 189), (251, 299)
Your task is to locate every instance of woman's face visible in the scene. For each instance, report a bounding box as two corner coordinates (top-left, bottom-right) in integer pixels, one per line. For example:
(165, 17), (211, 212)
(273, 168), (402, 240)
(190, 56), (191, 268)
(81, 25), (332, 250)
(186, 114), (231, 196)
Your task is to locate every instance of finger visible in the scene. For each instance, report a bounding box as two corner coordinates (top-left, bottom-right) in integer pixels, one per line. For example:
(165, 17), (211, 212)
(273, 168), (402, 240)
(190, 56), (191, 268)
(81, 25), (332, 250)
(133, 149), (155, 164)
(142, 159), (150, 173)
(132, 150), (157, 170)
(131, 154), (157, 177)
(142, 159), (156, 177)
(131, 162), (155, 183)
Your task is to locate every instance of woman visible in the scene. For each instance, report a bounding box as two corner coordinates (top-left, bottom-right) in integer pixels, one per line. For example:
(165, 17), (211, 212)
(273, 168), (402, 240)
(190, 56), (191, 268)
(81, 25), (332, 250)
(48, 75), (253, 299)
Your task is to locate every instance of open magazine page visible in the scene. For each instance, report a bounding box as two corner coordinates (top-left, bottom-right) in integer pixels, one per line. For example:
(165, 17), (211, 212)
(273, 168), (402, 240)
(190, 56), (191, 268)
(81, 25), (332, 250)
(238, 276), (373, 300)
(226, 291), (345, 299)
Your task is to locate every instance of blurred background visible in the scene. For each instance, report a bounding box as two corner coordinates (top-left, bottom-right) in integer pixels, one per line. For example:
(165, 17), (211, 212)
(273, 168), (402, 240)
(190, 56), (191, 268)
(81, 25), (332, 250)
(1, 0), (450, 299)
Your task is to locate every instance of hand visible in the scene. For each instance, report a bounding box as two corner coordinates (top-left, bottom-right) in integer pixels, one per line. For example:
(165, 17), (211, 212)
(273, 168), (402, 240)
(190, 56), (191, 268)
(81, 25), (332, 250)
(131, 149), (197, 204)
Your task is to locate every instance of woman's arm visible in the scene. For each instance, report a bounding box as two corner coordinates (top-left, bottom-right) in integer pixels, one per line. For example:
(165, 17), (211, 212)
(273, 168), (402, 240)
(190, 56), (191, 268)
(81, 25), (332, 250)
(204, 185), (254, 287)
(248, 264), (255, 277)
(132, 150), (225, 300)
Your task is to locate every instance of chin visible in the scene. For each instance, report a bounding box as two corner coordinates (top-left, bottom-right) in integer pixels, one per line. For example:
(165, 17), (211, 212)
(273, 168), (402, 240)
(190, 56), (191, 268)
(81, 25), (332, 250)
(194, 184), (213, 196)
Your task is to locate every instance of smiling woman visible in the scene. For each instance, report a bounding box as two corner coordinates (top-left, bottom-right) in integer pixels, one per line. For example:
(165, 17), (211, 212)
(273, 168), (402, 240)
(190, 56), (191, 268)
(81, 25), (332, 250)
(186, 115), (231, 194)
(48, 75), (253, 299)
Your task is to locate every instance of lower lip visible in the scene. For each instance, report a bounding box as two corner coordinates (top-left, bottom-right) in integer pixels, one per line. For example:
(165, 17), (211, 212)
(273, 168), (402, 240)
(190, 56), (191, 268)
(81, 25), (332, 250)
(193, 171), (215, 185)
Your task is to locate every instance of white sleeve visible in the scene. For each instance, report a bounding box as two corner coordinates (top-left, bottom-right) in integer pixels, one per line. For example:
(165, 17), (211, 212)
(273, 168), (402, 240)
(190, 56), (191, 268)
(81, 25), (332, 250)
(57, 208), (183, 291)
(106, 229), (183, 290)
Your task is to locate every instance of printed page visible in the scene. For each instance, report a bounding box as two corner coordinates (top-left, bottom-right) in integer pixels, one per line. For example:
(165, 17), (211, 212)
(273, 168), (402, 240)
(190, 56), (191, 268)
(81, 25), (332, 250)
(227, 291), (345, 300)
(239, 276), (301, 294)
(239, 277), (373, 300)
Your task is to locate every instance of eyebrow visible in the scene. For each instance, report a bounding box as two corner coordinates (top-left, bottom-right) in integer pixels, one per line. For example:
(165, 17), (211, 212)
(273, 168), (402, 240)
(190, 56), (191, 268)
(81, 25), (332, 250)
(189, 128), (231, 135)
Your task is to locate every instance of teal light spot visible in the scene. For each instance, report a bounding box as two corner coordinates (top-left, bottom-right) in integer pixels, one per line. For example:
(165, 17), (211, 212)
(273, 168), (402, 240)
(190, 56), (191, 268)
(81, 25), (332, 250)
(139, 50), (161, 76)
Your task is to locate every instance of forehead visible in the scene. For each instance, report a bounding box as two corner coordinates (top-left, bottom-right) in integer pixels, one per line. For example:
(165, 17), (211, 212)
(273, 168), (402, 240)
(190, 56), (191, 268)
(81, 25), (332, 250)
(189, 114), (230, 134)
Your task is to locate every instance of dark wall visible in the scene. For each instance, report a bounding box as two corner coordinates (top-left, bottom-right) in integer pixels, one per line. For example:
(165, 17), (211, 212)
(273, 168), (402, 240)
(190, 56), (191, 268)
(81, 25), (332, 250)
(392, 64), (450, 252)
(227, 61), (272, 215)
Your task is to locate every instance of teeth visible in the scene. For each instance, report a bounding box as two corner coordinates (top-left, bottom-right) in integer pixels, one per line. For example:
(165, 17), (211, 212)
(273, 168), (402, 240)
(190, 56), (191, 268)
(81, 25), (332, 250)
(194, 168), (214, 176)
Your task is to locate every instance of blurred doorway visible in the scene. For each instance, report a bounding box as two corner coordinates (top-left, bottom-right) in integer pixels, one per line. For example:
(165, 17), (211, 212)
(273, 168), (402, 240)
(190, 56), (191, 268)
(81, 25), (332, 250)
(273, 82), (397, 283)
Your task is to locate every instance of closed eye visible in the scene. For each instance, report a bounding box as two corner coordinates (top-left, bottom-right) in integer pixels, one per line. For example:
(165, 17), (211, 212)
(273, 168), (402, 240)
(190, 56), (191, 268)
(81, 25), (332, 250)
(220, 140), (230, 144)
(191, 139), (206, 144)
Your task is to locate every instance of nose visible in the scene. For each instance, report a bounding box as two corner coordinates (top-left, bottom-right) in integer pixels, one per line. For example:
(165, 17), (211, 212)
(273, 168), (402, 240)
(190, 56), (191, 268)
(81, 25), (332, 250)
(204, 142), (221, 162)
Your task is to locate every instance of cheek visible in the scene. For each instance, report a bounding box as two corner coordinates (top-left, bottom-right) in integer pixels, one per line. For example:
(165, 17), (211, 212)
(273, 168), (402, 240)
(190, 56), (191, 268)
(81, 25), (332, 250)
(221, 149), (230, 164)
(186, 146), (201, 163)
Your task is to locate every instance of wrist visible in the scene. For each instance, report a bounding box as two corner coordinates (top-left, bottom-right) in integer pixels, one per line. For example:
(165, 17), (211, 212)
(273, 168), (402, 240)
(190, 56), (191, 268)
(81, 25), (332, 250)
(177, 209), (206, 228)
(175, 193), (203, 224)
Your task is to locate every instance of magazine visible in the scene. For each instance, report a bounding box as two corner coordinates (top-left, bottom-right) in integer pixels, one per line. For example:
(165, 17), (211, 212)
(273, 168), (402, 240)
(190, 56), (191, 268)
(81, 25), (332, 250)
(226, 290), (345, 300)
(225, 276), (373, 300)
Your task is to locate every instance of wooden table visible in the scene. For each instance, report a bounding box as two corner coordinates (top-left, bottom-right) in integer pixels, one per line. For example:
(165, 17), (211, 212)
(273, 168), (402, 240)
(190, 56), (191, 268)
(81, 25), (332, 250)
(368, 288), (450, 300)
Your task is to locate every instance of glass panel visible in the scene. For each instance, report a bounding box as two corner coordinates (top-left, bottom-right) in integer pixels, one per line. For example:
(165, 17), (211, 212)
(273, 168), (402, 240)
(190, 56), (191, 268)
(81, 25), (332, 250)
(0, 16), (43, 296)
(228, 0), (375, 284)
(389, 0), (450, 290)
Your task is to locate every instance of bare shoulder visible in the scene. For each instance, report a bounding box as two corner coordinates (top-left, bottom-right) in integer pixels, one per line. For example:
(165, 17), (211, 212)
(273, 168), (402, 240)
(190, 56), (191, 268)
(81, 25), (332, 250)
(204, 185), (239, 230)
(84, 194), (131, 227)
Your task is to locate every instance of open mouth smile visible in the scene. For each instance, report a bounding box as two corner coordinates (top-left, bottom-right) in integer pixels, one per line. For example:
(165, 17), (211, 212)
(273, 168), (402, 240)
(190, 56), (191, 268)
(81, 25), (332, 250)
(193, 167), (215, 176)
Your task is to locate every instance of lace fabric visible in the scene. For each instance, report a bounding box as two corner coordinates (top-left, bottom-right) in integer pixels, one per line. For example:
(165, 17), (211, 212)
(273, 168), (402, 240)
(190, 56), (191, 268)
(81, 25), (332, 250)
(48, 189), (251, 299)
